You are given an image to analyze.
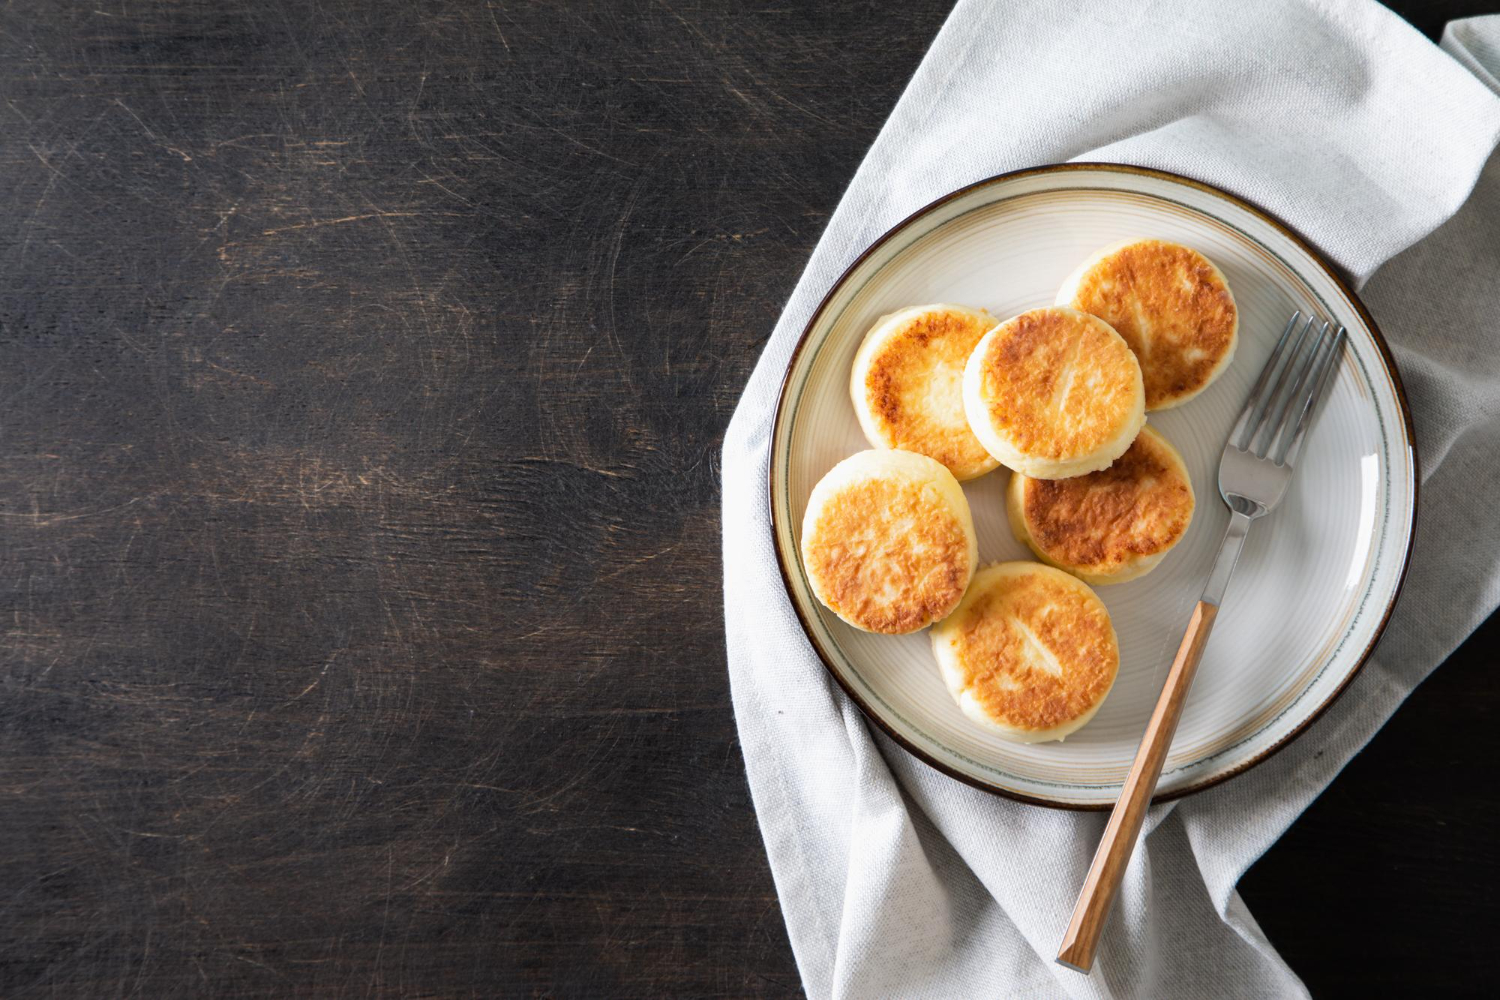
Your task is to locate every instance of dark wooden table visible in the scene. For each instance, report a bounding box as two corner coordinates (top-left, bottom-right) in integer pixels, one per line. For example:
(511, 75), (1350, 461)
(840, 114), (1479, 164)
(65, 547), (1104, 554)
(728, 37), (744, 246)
(1, 2), (1495, 996)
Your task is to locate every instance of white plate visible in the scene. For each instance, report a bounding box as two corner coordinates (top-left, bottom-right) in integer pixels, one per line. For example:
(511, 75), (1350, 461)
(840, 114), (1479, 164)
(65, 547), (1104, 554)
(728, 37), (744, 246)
(769, 164), (1416, 809)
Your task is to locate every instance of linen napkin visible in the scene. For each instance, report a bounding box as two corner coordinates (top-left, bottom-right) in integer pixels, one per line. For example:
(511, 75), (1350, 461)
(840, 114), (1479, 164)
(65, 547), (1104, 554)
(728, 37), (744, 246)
(722, 2), (1500, 997)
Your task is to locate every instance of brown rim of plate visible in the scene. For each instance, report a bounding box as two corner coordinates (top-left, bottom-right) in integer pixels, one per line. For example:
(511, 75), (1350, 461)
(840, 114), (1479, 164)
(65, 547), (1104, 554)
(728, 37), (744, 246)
(766, 161), (1419, 811)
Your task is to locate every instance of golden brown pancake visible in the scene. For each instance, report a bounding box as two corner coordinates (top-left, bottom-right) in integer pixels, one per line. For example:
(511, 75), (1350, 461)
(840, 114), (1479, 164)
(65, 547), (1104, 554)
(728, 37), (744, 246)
(1057, 239), (1238, 410)
(850, 304), (1000, 481)
(801, 449), (977, 634)
(931, 562), (1119, 742)
(962, 307), (1145, 479)
(1007, 425), (1195, 585)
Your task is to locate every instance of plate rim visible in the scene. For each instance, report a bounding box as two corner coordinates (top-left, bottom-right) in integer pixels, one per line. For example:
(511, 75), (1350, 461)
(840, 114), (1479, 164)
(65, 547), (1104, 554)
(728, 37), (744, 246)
(767, 161), (1419, 811)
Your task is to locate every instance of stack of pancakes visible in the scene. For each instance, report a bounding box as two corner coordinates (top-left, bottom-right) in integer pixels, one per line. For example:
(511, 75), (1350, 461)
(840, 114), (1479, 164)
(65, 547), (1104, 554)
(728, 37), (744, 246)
(801, 239), (1235, 742)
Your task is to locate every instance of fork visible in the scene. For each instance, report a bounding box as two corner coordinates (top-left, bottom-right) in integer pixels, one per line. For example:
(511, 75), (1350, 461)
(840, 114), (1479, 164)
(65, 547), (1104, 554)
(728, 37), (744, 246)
(1056, 312), (1347, 974)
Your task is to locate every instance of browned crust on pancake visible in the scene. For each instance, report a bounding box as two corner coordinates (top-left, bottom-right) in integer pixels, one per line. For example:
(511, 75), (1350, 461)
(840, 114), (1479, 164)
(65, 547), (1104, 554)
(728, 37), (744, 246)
(1022, 430), (1193, 574)
(976, 309), (1139, 460)
(1069, 241), (1236, 408)
(950, 570), (1117, 732)
(863, 309), (994, 474)
(805, 476), (970, 634)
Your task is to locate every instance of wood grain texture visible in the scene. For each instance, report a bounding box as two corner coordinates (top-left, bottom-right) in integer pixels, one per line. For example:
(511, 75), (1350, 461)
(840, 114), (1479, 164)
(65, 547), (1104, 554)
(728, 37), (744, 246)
(0, 1), (1494, 997)
(0, 1), (949, 995)
(1058, 601), (1218, 973)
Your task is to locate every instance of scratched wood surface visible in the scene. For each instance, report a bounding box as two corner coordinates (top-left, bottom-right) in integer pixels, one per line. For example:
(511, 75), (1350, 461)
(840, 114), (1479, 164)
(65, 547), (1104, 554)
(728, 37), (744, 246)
(0, 1), (1495, 997)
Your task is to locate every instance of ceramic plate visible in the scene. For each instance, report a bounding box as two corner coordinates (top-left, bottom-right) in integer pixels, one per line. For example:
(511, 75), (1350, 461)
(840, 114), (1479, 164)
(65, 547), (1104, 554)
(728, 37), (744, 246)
(769, 164), (1416, 809)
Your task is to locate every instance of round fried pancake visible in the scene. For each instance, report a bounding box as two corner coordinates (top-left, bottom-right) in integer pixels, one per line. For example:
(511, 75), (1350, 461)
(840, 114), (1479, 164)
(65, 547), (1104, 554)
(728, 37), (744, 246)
(961, 307), (1145, 479)
(850, 303), (1001, 481)
(931, 562), (1119, 743)
(1056, 239), (1238, 410)
(801, 449), (977, 634)
(1007, 425), (1195, 585)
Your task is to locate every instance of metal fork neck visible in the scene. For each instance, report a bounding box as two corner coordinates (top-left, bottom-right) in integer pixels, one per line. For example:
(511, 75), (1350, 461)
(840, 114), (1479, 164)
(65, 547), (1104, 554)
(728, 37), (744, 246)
(1201, 509), (1256, 607)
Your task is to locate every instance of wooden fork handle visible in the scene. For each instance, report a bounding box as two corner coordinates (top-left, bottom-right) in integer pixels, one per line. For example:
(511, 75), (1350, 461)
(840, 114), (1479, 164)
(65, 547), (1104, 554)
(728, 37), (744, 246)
(1056, 600), (1220, 973)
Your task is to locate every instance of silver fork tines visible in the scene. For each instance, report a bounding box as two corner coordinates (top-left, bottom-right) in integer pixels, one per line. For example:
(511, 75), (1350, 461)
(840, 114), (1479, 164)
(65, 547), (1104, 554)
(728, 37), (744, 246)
(1254, 318), (1329, 457)
(1215, 307), (1346, 534)
(1208, 309), (1345, 601)
(1234, 313), (1301, 451)
(1276, 324), (1346, 467)
(1231, 313), (1344, 464)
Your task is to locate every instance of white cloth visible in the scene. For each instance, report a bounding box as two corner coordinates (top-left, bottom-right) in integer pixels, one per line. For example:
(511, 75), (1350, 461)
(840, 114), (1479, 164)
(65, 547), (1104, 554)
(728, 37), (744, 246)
(721, 2), (1500, 997)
